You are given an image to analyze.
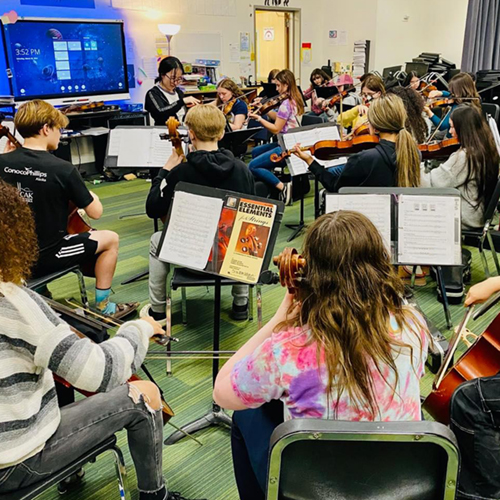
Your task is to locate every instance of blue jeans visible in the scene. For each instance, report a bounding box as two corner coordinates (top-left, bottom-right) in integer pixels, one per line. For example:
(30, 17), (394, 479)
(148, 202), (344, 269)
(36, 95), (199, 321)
(249, 142), (283, 189)
(0, 384), (165, 496)
(450, 374), (500, 500)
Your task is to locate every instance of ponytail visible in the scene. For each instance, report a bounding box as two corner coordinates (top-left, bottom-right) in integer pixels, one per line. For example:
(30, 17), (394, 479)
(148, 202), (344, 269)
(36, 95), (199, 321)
(395, 129), (421, 187)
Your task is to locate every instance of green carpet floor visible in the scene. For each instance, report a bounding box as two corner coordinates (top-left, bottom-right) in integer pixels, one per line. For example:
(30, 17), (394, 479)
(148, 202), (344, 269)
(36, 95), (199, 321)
(35, 178), (500, 500)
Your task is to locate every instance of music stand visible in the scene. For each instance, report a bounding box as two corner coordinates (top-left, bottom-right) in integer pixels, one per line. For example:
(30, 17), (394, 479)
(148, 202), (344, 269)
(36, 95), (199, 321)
(158, 182), (285, 444)
(218, 127), (262, 157)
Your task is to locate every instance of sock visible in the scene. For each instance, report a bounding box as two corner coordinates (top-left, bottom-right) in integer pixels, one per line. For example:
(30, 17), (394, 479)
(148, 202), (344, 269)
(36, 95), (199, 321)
(149, 307), (167, 321)
(139, 486), (167, 500)
(95, 288), (117, 315)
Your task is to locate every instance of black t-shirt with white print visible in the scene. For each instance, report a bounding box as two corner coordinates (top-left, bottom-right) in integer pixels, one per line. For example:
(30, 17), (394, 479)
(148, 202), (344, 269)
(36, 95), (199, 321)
(0, 147), (93, 252)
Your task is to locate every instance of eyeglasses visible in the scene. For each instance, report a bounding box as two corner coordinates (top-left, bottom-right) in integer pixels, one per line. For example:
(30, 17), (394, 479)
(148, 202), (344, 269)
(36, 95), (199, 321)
(166, 74), (184, 84)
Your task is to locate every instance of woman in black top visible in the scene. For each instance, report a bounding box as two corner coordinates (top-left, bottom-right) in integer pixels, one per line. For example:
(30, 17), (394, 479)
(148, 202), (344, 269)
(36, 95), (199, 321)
(293, 93), (421, 192)
(144, 56), (200, 125)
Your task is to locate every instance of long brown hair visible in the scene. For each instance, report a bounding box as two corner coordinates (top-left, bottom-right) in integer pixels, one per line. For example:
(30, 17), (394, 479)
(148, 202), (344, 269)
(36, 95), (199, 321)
(309, 68), (331, 88)
(284, 211), (427, 418)
(388, 86), (427, 144)
(368, 94), (421, 187)
(449, 72), (481, 111)
(452, 105), (500, 208)
(0, 180), (38, 284)
(215, 78), (248, 107)
(276, 69), (304, 116)
(362, 74), (386, 96)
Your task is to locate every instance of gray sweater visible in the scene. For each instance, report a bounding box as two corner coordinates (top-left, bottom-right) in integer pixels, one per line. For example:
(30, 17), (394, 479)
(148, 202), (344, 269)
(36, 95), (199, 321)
(420, 149), (484, 229)
(0, 283), (154, 468)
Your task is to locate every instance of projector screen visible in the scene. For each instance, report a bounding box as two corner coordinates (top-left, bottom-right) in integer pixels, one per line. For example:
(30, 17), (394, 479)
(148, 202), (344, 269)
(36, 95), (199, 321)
(2, 19), (130, 104)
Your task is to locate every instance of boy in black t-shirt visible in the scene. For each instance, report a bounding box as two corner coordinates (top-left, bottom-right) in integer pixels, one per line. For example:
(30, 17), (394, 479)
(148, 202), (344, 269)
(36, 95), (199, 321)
(143, 105), (255, 322)
(0, 100), (137, 319)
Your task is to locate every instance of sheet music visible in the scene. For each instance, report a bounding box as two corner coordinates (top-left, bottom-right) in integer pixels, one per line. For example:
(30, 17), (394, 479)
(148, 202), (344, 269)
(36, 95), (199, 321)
(117, 129), (151, 167)
(325, 194), (392, 252)
(398, 195), (461, 265)
(150, 128), (173, 167)
(157, 192), (223, 270)
(107, 128), (123, 157)
(282, 126), (341, 176)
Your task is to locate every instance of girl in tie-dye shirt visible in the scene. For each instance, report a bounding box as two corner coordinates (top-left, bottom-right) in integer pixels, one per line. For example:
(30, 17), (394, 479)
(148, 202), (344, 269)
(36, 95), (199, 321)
(214, 211), (430, 500)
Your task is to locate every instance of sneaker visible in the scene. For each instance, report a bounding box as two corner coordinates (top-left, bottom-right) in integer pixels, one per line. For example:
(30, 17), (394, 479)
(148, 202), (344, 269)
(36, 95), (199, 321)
(280, 182), (293, 206)
(58, 468), (85, 495)
(167, 492), (207, 500)
(230, 301), (249, 321)
(139, 303), (167, 326)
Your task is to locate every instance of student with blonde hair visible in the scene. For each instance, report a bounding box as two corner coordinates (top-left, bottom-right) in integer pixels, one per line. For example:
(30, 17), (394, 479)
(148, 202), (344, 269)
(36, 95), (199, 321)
(214, 210), (430, 500)
(293, 93), (421, 191)
(0, 100), (137, 318)
(144, 104), (255, 321)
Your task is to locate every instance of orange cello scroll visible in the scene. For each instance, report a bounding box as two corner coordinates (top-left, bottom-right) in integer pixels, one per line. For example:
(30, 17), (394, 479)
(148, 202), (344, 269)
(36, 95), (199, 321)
(166, 116), (187, 161)
(273, 247), (307, 294)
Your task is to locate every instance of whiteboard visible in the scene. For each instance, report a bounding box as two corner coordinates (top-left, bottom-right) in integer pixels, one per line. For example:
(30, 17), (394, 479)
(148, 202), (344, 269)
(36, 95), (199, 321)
(172, 32), (222, 62)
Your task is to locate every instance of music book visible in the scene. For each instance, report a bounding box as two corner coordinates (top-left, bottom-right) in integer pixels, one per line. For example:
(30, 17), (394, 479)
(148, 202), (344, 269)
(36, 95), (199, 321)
(325, 187), (462, 266)
(157, 182), (284, 284)
(278, 123), (342, 177)
(105, 126), (188, 168)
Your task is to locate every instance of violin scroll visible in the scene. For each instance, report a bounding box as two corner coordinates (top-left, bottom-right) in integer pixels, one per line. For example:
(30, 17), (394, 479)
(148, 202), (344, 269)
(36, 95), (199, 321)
(273, 247), (307, 293)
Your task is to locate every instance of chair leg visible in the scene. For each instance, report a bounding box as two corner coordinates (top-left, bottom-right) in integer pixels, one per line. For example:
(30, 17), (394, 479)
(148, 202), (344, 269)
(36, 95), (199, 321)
(110, 445), (128, 500)
(74, 269), (89, 308)
(479, 240), (491, 278)
(257, 285), (263, 331)
(181, 288), (187, 325)
(248, 286), (254, 322)
(166, 264), (173, 376)
(487, 231), (500, 275)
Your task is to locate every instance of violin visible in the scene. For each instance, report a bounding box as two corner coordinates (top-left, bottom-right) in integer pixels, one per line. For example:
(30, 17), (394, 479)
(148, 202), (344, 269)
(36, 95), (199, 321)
(418, 137), (460, 160)
(324, 86), (356, 109)
(251, 93), (288, 116)
(272, 247), (307, 293)
(222, 98), (237, 117)
(428, 97), (455, 109)
(423, 306), (500, 425)
(166, 116), (187, 161)
(46, 297), (175, 425)
(418, 81), (438, 98)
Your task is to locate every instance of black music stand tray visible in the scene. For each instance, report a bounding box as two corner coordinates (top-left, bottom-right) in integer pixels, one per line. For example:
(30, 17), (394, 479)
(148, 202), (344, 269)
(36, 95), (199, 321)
(160, 182), (284, 445)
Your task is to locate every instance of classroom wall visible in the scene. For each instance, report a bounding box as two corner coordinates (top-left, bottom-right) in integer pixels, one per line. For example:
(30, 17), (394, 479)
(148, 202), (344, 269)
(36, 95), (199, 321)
(2, 0), (469, 106)
(373, 0), (468, 72)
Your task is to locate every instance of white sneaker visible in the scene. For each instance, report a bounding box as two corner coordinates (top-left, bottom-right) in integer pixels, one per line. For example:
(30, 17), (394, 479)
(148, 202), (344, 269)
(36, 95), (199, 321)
(280, 182), (293, 206)
(139, 303), (166, 327)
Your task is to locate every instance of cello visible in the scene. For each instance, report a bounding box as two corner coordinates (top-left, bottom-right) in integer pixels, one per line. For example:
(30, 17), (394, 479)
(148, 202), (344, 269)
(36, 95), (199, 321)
(423, 298), (500, 424)
(166, 116), (187, 160)
(0, 123), (91, 234)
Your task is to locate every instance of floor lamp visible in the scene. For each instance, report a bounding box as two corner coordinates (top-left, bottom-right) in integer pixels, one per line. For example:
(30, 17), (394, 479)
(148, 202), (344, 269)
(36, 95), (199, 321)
(158, 24), (181, 56)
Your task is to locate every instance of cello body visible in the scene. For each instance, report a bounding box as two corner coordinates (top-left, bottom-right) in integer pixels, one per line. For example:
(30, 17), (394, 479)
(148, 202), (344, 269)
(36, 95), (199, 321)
(423, 312), (500, 424)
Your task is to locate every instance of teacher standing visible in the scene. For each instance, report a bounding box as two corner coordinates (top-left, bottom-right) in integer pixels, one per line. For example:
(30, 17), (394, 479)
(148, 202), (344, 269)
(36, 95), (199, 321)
(144, 56), (200, 125)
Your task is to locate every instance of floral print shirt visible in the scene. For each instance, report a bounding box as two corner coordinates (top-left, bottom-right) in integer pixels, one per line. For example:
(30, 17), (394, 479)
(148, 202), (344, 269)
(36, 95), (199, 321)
(231, 308), (428, 421)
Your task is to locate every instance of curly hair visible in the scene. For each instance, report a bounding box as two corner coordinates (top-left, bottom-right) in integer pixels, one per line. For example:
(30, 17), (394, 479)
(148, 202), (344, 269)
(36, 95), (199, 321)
(388, 86), (427, 144)
(0, 180), (38, 284)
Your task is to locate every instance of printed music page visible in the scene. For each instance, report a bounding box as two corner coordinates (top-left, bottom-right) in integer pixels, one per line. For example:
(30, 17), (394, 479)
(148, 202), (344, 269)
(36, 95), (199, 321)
(398, 195), (461, 265)
(117, 128), (151, 167)
(219, 197), (276, 284)
(150, 128), (174, 167)
(158, 192), (223, 270)
(283, 126), (340, 176)
(325, 194), (392, 253)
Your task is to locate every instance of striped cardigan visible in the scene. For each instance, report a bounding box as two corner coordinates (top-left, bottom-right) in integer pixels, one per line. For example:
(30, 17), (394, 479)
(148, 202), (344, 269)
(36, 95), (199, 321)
(0, 282), (154, 468)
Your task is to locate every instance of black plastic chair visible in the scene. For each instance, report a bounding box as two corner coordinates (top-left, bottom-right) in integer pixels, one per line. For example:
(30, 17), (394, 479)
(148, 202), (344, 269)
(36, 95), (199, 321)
(26, 265), (89, 307)
(482, 102), (500, 126)
(463, 176), (500, 277)
(3, 435), (127, 500)
(301, 114), (324, 126)
(267, 419), (460, 500)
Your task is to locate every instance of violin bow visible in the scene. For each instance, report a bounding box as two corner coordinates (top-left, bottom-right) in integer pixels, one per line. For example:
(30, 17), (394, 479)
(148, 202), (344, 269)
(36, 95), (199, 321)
(425, 106), (453, 144)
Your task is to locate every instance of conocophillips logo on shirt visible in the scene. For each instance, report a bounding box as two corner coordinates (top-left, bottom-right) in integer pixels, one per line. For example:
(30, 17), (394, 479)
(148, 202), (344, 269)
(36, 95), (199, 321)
(4, 166), (47, 181)
(16, 182), (33, 203)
